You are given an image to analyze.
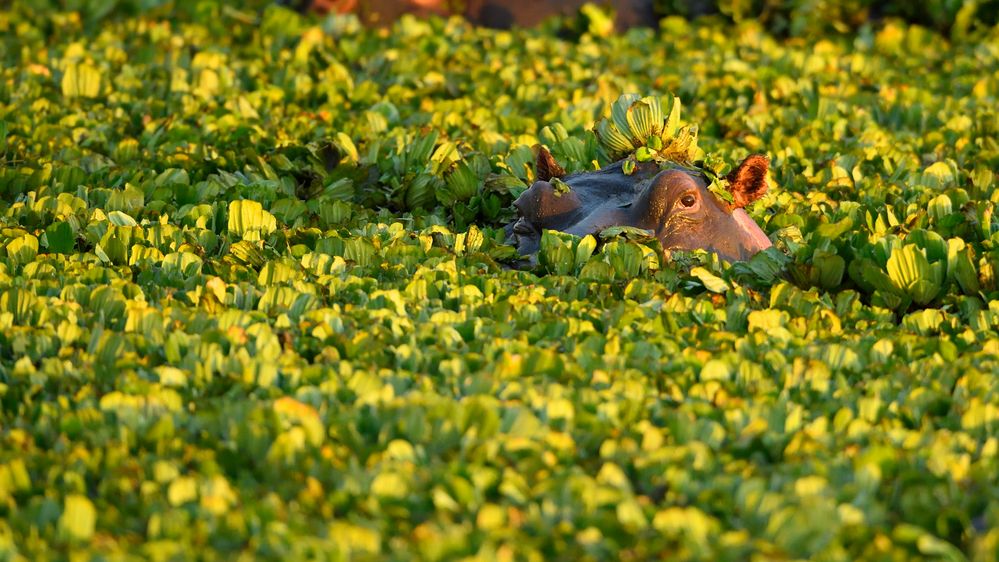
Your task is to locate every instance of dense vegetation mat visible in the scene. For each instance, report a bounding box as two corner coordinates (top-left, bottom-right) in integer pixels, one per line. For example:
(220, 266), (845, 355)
(1, 4), (998, 560)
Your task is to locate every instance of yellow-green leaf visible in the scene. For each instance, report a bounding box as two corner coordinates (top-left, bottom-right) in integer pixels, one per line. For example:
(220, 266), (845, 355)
(59, 494), (96, 541)
(228, 200), (277, 241)
(62, 62), (102, 98)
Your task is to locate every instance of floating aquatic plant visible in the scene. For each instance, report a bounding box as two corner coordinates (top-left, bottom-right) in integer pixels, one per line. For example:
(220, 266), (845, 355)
(594, 94), (751, 207)
(594, 94), (703, 168)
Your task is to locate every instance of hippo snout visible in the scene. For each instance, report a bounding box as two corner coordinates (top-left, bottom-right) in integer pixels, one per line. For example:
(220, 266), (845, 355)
(513, 179), (585, 230)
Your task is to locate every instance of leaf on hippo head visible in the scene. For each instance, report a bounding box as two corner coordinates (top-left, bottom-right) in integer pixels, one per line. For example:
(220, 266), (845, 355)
(624, 96), (664, 143)
(596, 119), (635, 157)
(700, 157), (735, 206)
(659, 124), (701, 163)
(707, 177), (736, 206)
(662, 95), (681, 138)
(611, 94), (642, 141)
(594, 92), (700, 165)
(549, 177), (571, 197)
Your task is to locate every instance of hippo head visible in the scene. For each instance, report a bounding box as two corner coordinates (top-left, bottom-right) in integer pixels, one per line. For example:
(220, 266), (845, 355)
(507, 149), (773, 262)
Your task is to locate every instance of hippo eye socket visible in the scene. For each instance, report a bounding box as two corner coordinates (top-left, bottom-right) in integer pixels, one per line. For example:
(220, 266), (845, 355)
(680, 193), (697, 208)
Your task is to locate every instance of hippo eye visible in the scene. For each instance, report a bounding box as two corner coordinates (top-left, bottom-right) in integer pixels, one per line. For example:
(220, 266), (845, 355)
(680, 193), (697, 208)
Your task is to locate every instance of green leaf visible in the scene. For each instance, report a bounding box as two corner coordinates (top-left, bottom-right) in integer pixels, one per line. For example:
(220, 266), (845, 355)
(323, 178), (355, 201)
(815, 217), (854, 240)
(887, 245), (940, 305)
(574, 235), (597, 271)
(540, 230), (575, 276)
(970, 165), (994, 195)
(947, 239), (979, 294)
(740, 247), (788, 284)
(921, 161), (956, 189)
(335, 132), (359, 163)
(611, 93), (642, 142)
(907, 229), (947, 262)
(344, 238), (376, 267)
(927, 194), (952, 222)
(549, 177), (571, 196)
(318, 200), (353, 226)
(6, 234), (38, 266)
(596, 119), (635, 157)
(371, 472), (409, 500)
(430, 141), (461, 174)
(701, 359), (731, 381)
(168, 476), (198, 506)
(624, 96), (663, 142)
(406, 131), (439, 169)
(616, 498), (648, 530)
(598, 226), (655, 243)
(439, 160), (479, 206)
(662, 95), (681, 138)
(580, 3), (615, 37)
(59, 494), (96, 541)
(690, 266), (730, 293)
(707, 177), (735, 205)
(813, 249), (846, 289)
(107, 210), (138, 227)
(579, 259), (615, 281)
(229, 240), (266, 267)
(228, 200), (277, 241)
(917, 533), (967, 562)
(62, 62), (102, 98)
(902, 309), (945, 335)
(604, 240), (644, 278)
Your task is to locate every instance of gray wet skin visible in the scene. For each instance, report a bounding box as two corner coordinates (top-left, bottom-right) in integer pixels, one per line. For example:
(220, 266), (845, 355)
(507, 150), (773, 262)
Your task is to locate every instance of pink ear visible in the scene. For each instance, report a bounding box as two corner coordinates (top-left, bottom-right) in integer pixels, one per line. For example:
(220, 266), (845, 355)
(726, 154), (769, 208)
(535, 145), (566, 182)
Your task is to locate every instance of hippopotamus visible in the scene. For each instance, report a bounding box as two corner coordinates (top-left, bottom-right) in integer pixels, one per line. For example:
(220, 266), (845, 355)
(507, 148), (773, 262)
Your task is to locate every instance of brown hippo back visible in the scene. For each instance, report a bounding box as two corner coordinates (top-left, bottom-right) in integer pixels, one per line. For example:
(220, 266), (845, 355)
(288, 1), (659, 29)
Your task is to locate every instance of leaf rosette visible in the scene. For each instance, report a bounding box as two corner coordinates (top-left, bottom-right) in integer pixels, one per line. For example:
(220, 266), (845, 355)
(594, 94), (705, 172)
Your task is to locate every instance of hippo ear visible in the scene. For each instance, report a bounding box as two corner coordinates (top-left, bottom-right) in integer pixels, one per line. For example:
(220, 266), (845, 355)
(535, 145), (566, 182)
(726, 154), (769, 208)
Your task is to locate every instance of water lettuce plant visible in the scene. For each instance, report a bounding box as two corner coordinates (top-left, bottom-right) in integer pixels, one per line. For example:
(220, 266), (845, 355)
(0, 2), (997, 561)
